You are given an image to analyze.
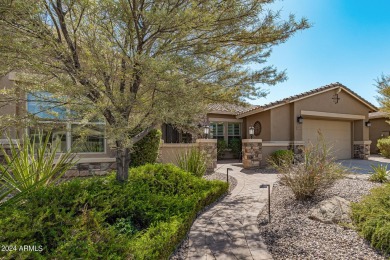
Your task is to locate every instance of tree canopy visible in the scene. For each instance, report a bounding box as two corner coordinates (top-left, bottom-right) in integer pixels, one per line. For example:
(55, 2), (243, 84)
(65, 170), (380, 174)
(0, 0), (309, 180)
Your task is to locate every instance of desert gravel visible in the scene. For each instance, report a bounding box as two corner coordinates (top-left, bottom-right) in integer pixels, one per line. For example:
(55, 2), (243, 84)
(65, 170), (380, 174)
(258, 177), (386, 260)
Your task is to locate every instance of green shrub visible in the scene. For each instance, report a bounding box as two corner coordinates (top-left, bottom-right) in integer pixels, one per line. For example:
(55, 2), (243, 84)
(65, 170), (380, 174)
(268, 149), (294, 167)
(176, 148), (208, 177)
(377, 137), (390, 158)
(278, 134), (347, 200)
(0, 163), (227, 259)
(351, 184), (390, 255)
(0, 132), (75, 206)
(217, 139), (227, 159)
(130, 129), (162, 167)
(228, 138), (242, 159)
(369, 164), (389, 183)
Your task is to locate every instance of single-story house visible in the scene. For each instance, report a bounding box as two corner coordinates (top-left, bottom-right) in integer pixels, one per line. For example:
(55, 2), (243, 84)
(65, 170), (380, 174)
(0, 71), (382, 167)
(368, 111), (390, 154)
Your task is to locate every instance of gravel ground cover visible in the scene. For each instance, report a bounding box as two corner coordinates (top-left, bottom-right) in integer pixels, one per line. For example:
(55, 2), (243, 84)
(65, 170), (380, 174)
(258, 177), (386, 260)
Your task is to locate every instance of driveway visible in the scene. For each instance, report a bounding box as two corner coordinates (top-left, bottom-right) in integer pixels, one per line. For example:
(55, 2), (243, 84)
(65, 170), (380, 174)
(338, 155), (390, 174)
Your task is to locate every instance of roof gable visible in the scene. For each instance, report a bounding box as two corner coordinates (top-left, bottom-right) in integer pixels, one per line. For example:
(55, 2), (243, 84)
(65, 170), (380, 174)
(237, 83), (378, 118)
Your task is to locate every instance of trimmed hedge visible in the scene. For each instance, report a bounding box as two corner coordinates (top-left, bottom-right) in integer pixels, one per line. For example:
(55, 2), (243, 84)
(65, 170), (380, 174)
(130, 129), (162, 167)
(377, 137), (390, 158)
(0, 164), (228, 259)
(351, 184), (390, 255)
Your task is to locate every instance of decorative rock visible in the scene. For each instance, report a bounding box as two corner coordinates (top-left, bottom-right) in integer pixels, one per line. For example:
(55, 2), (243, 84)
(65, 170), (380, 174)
(309, 196), (351, 224)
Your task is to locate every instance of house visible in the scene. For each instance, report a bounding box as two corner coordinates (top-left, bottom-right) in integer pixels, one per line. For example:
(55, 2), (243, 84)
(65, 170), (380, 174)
(368, 111), (390, 154)
(0, 72), (380, 167)
(204, 82), (378, 161)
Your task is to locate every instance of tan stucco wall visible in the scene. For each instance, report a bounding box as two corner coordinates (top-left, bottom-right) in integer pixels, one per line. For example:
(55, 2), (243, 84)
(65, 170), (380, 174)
(0, 74), (18, 138)
(158, 143), (197, 165)
(262, 143), (290, 164)
(270, 104), (292, 140)
(369, 117), (390, 154)
(207, 113), (237, 120)
(245, 110), (271, 141)
(293, 89), (371, 142)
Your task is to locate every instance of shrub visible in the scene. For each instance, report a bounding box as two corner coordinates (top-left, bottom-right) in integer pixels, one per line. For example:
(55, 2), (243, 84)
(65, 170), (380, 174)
(176, 148), (208, 177)
(278, 134), (347, 200)
(351, 184), (390, 255)
(377, 137), (390, 158)
(228, 138), (242, 159)
(217, 139), (227, 159)
(0, 164), (228, 259)
(369, 164), (389, 183)
(268, 149), (294, 167)
(130, 129), (162, 167)
(0, 132), (75, 206)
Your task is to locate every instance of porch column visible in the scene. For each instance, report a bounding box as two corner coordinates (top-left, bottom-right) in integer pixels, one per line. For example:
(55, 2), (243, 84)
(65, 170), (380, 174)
(242, 139), (262, 169)
(196, 139), (217, 171)
(353, 141), (371, 159)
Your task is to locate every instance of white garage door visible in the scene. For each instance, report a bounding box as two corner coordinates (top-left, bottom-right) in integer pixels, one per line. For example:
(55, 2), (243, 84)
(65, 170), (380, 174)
(302, 119), (352, 160)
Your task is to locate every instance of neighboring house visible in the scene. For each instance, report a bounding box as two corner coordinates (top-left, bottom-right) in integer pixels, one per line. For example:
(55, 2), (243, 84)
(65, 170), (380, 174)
(368, 111), (390, 154)
(0, 72), (380, 165)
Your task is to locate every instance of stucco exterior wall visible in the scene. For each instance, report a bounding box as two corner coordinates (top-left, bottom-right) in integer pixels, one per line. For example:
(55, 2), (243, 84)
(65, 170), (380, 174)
(245, 110), (271, 141)
(270, 104), (291, 140)
(158, 143), (197, 164)
(0, 74), (18, 138)
(369, 117), (390, 154)
(293, 89), (371, 141)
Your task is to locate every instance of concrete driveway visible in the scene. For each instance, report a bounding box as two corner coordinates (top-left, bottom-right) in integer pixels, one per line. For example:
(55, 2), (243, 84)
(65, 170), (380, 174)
(338, 155), (390, 174)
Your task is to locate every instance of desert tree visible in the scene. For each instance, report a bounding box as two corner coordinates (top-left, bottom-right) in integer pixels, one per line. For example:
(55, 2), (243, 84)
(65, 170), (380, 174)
(0, 0), (309, 181)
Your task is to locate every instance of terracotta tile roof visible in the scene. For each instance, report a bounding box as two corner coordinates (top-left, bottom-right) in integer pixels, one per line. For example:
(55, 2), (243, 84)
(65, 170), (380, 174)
(369, 111), (388, 119)
(238, 82), (378, 116)
(208, 103), (255, 114)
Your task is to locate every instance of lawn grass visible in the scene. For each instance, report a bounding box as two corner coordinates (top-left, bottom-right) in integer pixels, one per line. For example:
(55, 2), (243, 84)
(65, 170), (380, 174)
(0, 163), (228, 259)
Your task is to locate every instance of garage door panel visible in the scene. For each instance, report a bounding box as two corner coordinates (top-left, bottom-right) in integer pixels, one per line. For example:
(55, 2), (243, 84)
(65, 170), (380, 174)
(303, 119), (351, 159)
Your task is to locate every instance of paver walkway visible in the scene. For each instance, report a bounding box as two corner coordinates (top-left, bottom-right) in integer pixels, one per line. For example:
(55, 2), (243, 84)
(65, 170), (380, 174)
(187, 163), (278, 259)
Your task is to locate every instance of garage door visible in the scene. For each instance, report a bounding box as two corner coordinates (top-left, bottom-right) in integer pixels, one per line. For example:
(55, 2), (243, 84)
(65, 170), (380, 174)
(302, 119), (352, 160)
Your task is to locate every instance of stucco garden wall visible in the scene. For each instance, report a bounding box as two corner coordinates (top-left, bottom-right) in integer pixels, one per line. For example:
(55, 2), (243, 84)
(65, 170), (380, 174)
(369, 117), (390, 154)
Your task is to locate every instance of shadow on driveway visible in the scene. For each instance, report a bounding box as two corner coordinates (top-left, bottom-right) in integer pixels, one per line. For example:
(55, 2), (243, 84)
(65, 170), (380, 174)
(338, 155), (390, 174)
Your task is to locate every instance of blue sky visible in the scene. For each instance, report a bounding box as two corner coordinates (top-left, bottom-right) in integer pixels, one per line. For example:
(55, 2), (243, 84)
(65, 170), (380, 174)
(251, 0), (390, 107)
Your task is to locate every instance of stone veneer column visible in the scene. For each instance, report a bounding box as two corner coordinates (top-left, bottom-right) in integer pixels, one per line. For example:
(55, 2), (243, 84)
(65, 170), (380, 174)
(353, 141), (371, 159)
(196, 139), (217, 171)
(288, 142), (305, 163)
(242, 139), (262, 169)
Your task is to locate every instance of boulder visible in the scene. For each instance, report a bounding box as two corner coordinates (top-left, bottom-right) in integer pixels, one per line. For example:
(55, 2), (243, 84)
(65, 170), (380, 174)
(308, 196), (351, 224)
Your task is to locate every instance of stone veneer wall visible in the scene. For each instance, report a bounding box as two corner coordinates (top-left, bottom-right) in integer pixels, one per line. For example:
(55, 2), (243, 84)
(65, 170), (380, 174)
(288, 143), (305, 163)
(242, 139), (262, 169)
(196, 139), (217, 171)
(353, 141), (371, 159)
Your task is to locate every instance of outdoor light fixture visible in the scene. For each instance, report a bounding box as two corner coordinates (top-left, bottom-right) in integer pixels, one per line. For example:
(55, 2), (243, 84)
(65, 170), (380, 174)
(249, 126), (255, 139)
(227, 168), (233, 185)
(203, 125), (210, 139)
(297, 116), (303, 124)
(260, 184), (271, 223)
(365, 121), (372, 127)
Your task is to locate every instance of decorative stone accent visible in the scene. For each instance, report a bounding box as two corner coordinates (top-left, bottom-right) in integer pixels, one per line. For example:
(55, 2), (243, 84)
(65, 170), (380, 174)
(309, 196), (351, 224)
(242, 139), (262, 169)
(288, 142), (305, 163)
(353, 141), (371, 159)
(196, 139), (217, 171)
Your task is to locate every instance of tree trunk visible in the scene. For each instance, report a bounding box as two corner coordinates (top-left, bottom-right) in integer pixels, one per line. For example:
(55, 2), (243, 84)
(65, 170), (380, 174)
(116, 147), (131, 182)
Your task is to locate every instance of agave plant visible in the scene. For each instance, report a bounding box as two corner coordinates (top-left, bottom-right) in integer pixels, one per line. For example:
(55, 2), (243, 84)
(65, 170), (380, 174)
(0, 132), (76, 206)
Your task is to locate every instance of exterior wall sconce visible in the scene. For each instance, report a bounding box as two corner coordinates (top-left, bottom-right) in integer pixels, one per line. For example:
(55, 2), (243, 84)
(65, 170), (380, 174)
(203, 125), (210, 138)
(249, 126), (255, 139)
(297, 116), (303, 124)
(365, 121), (371, 127)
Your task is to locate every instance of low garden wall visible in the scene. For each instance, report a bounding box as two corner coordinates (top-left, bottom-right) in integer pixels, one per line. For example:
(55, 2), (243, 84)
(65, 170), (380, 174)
(158, 139), (217, 171)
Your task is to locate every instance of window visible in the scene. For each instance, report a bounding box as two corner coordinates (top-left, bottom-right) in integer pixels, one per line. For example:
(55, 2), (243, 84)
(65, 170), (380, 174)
(27, 92), (106, 153)
(228, 123), (241, 146)
(210, 122), (224, 140)
(71, 124), (105, 153)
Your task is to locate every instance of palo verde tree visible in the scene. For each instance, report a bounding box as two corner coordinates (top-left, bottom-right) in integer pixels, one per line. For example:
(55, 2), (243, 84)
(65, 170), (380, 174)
(0, 0), (309, 181)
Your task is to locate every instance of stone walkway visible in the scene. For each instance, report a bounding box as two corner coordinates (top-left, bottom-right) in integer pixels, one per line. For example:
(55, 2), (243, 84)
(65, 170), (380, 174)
(187, 163), (278, 259)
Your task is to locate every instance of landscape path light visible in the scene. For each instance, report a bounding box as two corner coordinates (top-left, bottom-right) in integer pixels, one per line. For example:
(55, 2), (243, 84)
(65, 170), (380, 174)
(226, 168), (233, 185)
(260, 184), (271, 223)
